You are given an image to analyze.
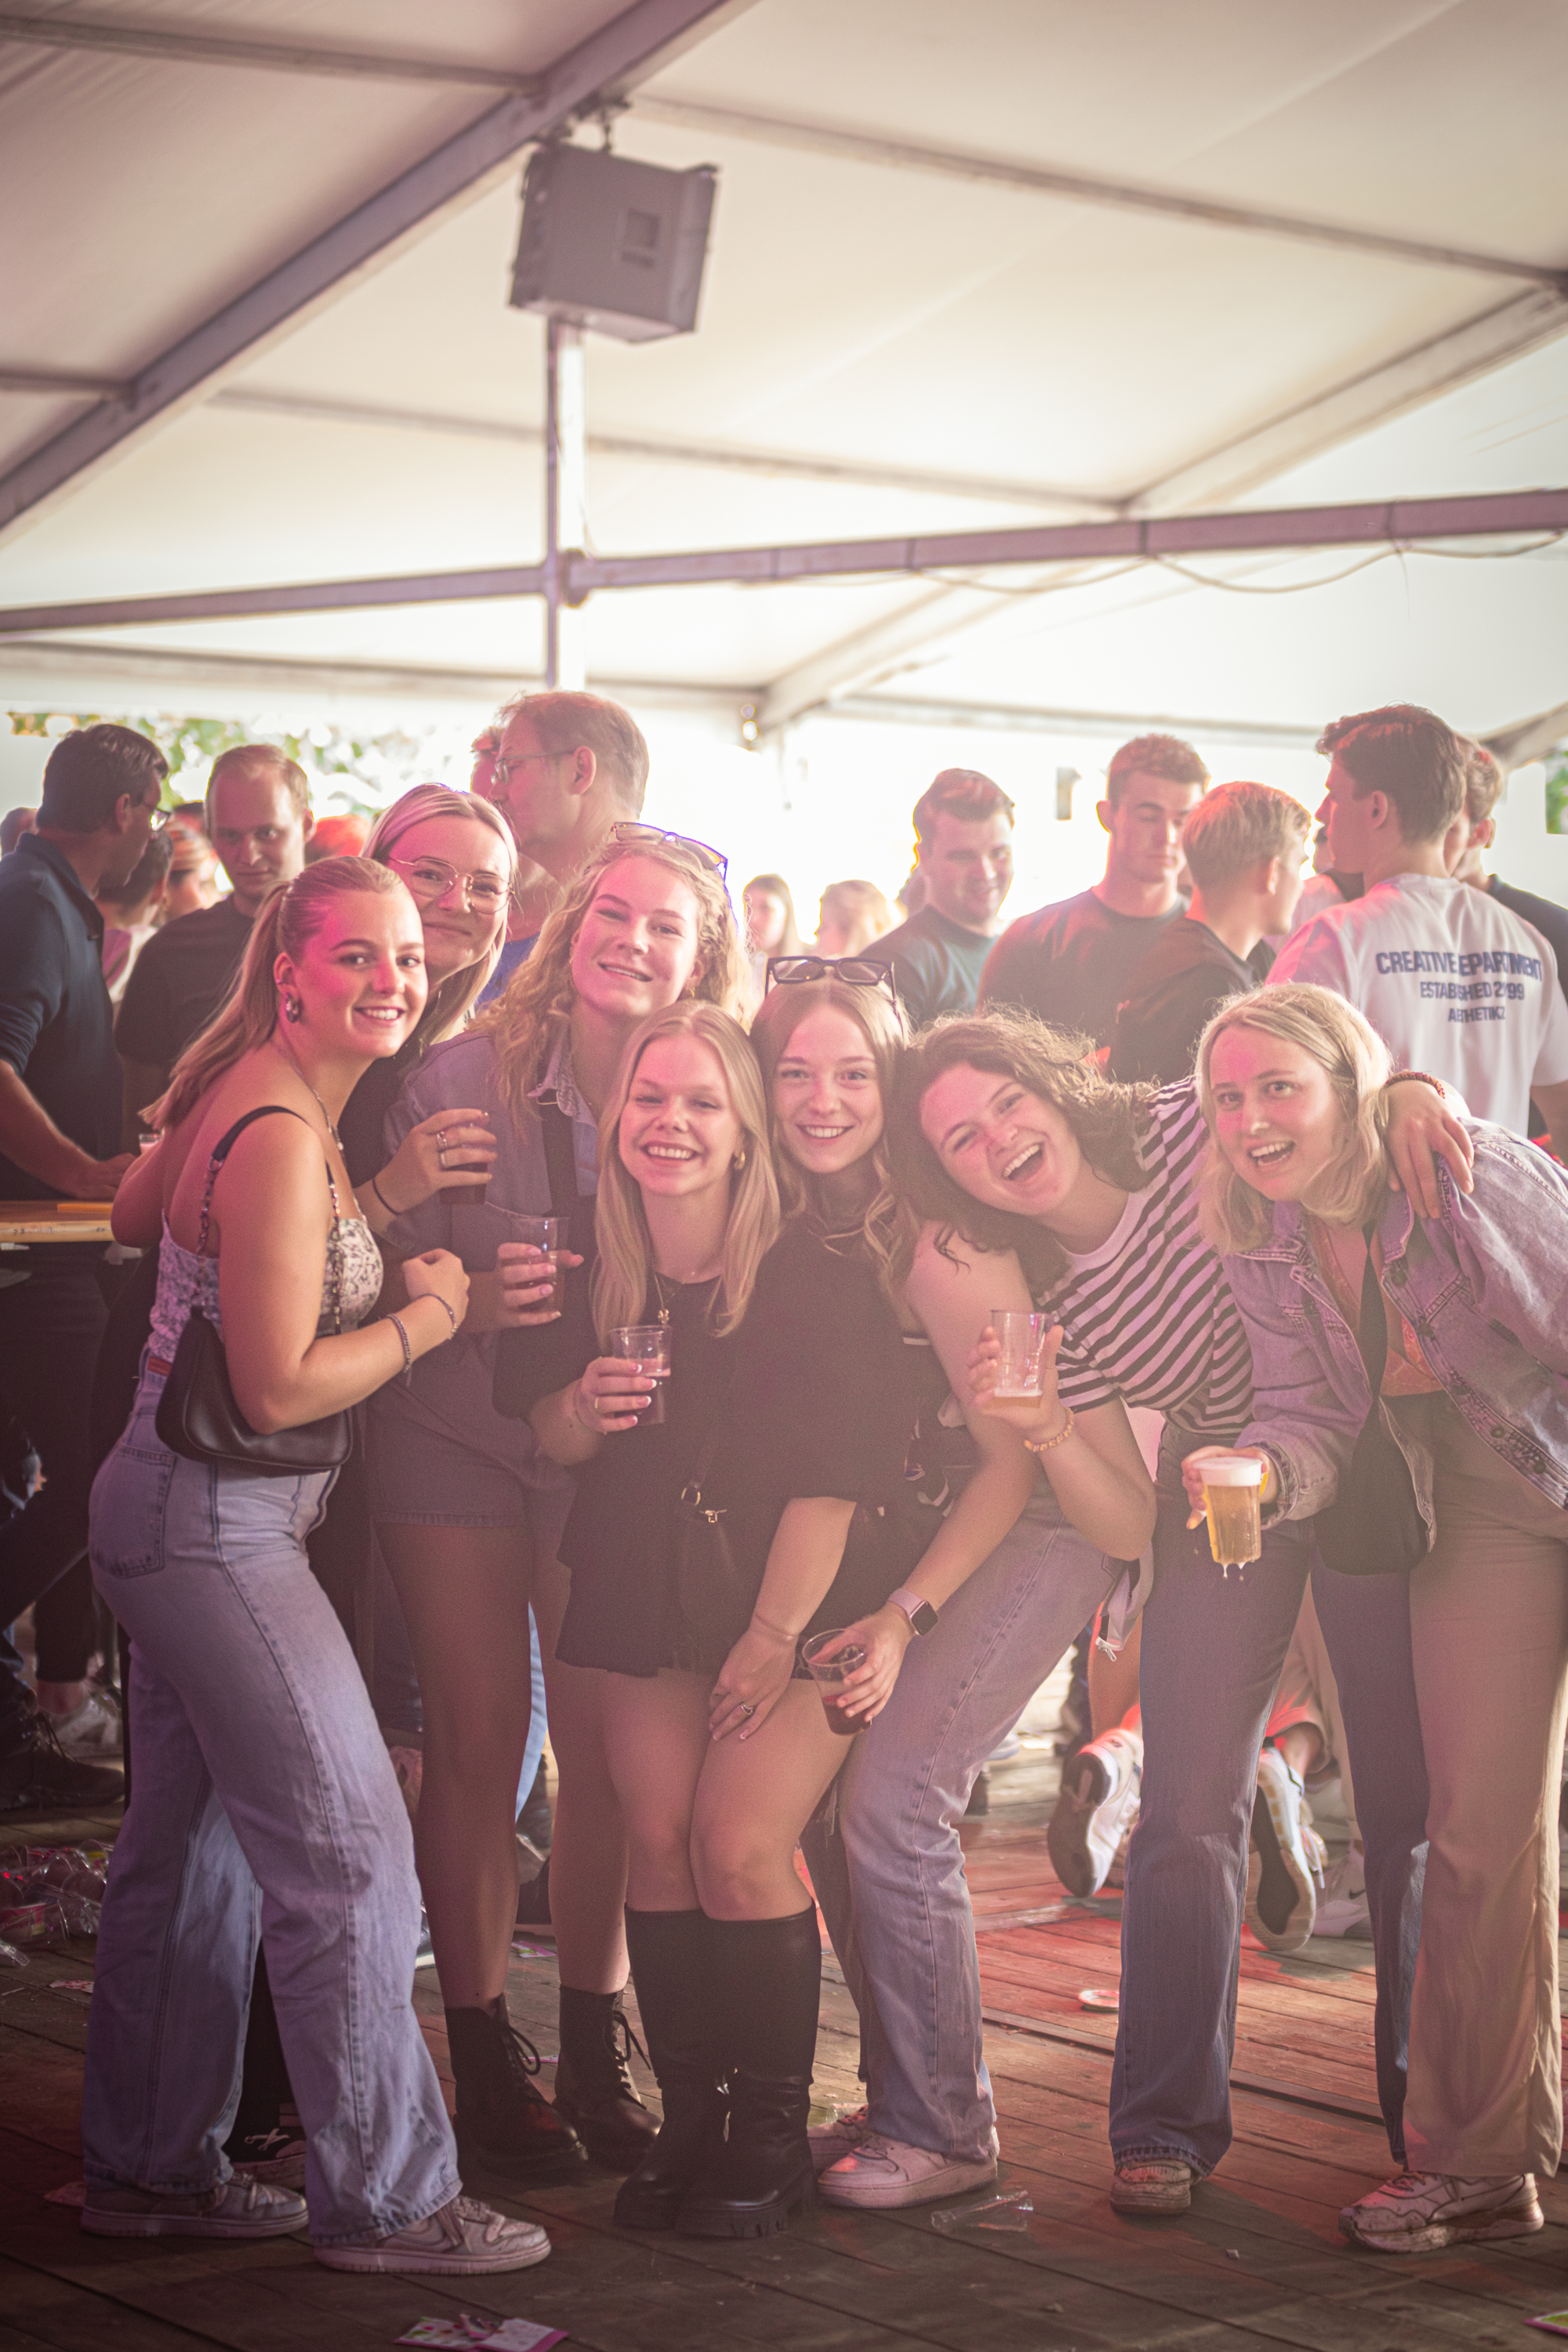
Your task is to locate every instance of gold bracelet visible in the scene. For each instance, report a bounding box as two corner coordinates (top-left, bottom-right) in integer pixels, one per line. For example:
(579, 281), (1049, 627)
(1023, 1407), (1075, 1455)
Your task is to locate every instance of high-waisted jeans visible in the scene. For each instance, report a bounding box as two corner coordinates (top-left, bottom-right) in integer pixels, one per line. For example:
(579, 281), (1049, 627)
(804, 1480), (1120, 2161)
(82, 1368), (459, 2246)
(1110, 1452), (1428, 2176)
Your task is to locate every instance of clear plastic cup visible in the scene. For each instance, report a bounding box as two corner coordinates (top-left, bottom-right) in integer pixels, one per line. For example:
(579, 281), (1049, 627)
(800, 1629), (868, 1736)
(503, 1213), (568, 1311)
(991, 1309), (1051, 1396)
(1199, 1453), (1265, 1568)
(608, 1323), (671, 1425)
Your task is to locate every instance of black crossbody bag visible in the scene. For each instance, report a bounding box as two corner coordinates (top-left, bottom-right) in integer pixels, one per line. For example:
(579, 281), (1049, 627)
(1312, 1225), (1428, 1580)
(155, 1106), (353, 1475)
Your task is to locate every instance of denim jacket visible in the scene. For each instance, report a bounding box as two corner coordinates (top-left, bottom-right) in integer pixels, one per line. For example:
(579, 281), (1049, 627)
(1225, 1123), (1568, 1535)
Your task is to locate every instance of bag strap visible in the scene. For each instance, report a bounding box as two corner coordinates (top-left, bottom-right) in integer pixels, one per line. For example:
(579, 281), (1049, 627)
(1352, 1221), (1392, 1399)
(535, 1093), (585, 1215)
(198, 1109), (341, 1339)
(681, 1355), (742, 1508)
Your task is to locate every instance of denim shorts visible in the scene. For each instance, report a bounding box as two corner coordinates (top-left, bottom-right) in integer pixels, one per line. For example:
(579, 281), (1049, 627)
(365, 1334), (572, 1539)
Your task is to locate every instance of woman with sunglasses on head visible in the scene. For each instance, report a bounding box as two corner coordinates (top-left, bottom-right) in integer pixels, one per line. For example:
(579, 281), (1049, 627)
(748, 964), (1156, 2212)
(1190, 983), (1568, 2254)
(83, 858), (544, 2276)
(498, 997), (930, 2241)
(366, 829), (745, 2180)
(895, 1009), (1468, 2218)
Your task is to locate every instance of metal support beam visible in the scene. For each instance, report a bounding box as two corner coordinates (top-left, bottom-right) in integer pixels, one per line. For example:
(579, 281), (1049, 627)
(1481, 700), (1568, 769)
(543, 320), (587, 689)
(635, 96), (1568, 292)
(0, 487), (1559, 639)
(0, 0), (755, 546)
(828, 695), (1325, 750)
(0, 11), (540, 89)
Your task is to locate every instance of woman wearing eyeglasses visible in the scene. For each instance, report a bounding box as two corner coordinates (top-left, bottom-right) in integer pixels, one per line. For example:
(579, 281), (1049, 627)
(365, 829), (746, 2180)
(749, 964), (1158, 2211)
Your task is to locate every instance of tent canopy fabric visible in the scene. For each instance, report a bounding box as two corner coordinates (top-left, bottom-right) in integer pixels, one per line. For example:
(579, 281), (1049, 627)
(2, 0), (1565, 743)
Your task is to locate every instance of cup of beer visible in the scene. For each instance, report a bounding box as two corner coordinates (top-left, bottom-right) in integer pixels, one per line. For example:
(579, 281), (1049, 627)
(991, 1309), (1051, 1397)
(1199, 1453), (1265, 1569)
(506, 1213), (568, 1311)
(800, 1630), (868, 1736)
(608, 1323), (671, 1425)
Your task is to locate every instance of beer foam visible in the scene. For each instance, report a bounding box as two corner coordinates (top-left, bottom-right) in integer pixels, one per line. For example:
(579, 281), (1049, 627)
(1200, 1454), (1265, 1486)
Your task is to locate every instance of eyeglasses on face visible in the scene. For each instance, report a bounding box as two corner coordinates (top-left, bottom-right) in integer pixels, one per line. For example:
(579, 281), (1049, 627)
(490, 747), (562, 786)
(388, 853), (510, 912)
(611, 822), (728, 880)
(766, 955), (898, 1003)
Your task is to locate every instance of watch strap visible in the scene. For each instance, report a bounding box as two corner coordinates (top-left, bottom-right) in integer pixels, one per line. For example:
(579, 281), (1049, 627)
(889, 1586), (938, 1635)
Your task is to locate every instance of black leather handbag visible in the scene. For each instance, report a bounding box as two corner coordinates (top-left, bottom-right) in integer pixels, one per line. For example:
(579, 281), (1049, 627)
(672, 1369), (751, 1657)
(1312, 1225), (1428, 1579)
(154, 1107), (354, 1475)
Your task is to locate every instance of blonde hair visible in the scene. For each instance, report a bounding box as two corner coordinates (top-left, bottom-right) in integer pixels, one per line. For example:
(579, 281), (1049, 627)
(366, 784), (516, 1044)
(1196, 982), (1393, 1253)
(1181, 781), (1309, 890)
(816, 878), (895, 955)
(479, 837), (746, 1124)
(749, 975), (917, 1294)
(154, 858), (412, 1130)
(591, 1003), (779, 1342)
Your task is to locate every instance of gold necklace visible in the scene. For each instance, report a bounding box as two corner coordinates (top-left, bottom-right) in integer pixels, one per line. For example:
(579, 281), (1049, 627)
(270, 1038), (343, 1151)
(651, 1266), (720, 1324)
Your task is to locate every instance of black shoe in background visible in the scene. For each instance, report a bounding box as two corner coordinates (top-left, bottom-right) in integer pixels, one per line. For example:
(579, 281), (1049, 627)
(515, 1852), (553, 1933)
(0, 1706), (123, 1814)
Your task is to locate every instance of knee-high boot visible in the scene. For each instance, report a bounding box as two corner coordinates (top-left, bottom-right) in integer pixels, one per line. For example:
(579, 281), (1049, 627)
(612, 1908), (728, 2230)
(677, 1908), (820, 2238)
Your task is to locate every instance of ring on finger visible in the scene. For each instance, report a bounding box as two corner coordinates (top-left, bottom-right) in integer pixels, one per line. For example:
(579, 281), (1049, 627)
(435, 1128), (448, 1149)
(738, 1702), (755, 1718)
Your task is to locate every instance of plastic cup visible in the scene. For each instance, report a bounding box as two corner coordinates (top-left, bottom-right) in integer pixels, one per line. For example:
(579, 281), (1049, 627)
(504, 1213), (568, 1310)
(800, 1629), (868, 1736)
(1200, 1453), (1265, 1568)
(608, 1323), (671, 1425)
(991, 1308), (1051, 1397)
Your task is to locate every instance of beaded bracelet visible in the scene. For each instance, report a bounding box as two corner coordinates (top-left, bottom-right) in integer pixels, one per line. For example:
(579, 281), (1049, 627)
(1383, 1070), (1446, 1098)
(1023, 1406), (1076, 1456)
(388, 1312), (413, 1381)
(423, 1292), (459, 1338)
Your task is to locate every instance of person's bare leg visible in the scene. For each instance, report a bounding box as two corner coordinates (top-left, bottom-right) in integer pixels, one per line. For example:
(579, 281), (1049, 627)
(378, 1523), (532, 2007)
(1271, 1719), (1327, 1781)
(532, 1553), (628, 1994)
(598, 1670), (712, 1911)
(691, 1682), (847, 1920)
(1087, 1610), (1142, 1738)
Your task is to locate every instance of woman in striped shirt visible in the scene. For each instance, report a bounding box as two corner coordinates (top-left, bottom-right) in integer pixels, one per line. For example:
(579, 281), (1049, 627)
(894, 1008), (1466, 2219)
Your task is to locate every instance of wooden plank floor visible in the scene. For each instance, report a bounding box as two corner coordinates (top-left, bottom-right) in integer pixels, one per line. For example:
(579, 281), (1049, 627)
(6, 1762), (1568, 2351)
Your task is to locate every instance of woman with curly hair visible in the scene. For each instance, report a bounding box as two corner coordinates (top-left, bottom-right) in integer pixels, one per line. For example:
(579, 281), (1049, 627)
(366, 830), (744, 2178)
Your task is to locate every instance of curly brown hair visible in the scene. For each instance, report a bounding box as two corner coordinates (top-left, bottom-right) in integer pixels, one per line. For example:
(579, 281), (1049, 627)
(888, 1007), (1152, 1290)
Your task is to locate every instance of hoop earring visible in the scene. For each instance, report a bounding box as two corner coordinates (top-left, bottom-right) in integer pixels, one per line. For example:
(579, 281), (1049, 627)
(281, 991), (303, 1025)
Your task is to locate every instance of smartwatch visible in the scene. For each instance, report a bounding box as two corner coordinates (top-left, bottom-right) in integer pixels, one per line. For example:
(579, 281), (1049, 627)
(889, 1586), (939, 1637)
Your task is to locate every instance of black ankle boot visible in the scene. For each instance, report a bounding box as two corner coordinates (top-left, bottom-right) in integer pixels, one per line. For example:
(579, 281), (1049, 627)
(445, 1996), (584, 2175)
(554, 1985), (658, 2170)
(613, 1910), (728, 2230)
(677, 1910), (820, 2239)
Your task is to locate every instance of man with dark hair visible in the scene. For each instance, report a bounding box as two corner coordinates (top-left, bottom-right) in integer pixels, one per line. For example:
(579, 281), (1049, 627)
(116, 742), (313, 1144)
(1449, 740), (1568, 1004)
(0, 723), (162, 1809)
(1109, 782), (1309, 1082)
(982, 733), (1209, 1044)
(1, 807), (37, 856)
(865, 769), (1015, 1029)
(1270, 704), (1568, 1154)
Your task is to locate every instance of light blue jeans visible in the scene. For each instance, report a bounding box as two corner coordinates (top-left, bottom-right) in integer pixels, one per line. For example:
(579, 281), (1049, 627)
(82, 1369), (460, 2246)
(1110, 1450), (1427, 2176)
(803, 1482), (1120, 2160)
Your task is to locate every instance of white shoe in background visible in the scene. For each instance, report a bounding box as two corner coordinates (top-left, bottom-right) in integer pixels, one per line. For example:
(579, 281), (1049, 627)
(1246, 1748), (1326, 1951)
(1315, 1849), (1372, 1939)
(44, 1688), (123, 1759)
(1047, 1725), (1142, 1898)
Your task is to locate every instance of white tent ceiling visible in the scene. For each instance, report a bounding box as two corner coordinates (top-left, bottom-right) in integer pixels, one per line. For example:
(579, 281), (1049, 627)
(2, 0), (1566, 752)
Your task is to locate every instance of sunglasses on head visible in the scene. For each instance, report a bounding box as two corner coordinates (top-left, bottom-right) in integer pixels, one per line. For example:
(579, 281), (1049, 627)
(766, 955), (898, 1004)
(610, 822), (728, 881)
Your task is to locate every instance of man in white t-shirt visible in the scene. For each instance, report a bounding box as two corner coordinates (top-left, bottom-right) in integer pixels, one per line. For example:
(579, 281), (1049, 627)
(1269, 703), (1568, 1156)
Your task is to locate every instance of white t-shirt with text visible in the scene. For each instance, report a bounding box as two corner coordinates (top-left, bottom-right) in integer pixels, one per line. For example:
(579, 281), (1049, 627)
(1269, 871), (1568, 1133)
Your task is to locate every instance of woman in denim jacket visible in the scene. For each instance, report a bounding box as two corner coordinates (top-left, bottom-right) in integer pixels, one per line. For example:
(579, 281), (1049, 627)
(1189, 981), (1568, 2258)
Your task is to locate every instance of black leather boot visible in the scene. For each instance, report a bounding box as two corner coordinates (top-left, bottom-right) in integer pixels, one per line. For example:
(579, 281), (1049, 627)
(554, 1985), (659, 2169)
(445, 1996), (585, 2175)
(612, 1909), (728, 2230)
(677, 1909), (820, 2239)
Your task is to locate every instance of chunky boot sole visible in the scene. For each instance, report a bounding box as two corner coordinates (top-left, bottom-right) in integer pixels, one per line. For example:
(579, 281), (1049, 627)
(677, 2159), (815, 2239)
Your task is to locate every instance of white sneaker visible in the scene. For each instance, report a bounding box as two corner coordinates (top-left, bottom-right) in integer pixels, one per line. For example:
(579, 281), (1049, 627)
(808, 2103), (874, 2172)
(1339, 2169), (1541, 2252)
(1315, 1850), (1373, 1939)
(1047, 1726), (1142, 1898)
(1110, 2158), (1195, 2215)
(314, 2194), (550, 2274)
(229, 2126), (308, 2188)
(818, 2130), (998, 2210)
(82, 2176), (305, 2238)
(1246, 1748), (1326, 1952)
(44, 1689), (123, 1759)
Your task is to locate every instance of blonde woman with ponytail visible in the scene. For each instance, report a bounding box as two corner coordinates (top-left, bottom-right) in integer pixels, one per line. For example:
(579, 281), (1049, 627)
(84, 858), (544, 2277)
(499, 1001), (924, 2245)
(366, 829), (742, 2180)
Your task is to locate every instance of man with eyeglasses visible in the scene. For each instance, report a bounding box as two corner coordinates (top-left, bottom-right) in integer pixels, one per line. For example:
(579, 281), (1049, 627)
(474, 691), (652, 1004)
(117, 743), (314, 1145)
(0, 724), (167, 1812)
